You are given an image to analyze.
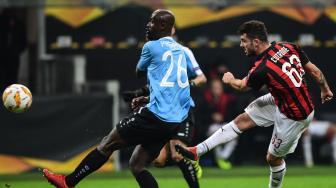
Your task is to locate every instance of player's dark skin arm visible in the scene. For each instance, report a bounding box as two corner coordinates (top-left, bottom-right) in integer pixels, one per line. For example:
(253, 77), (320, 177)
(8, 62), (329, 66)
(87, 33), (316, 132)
(303, 62), (333, 103)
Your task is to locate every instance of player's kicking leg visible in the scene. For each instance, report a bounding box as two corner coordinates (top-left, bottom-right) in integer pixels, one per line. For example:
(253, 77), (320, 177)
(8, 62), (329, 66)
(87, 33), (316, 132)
(176, 113), (254, 161)
(43, 127), (127, 187)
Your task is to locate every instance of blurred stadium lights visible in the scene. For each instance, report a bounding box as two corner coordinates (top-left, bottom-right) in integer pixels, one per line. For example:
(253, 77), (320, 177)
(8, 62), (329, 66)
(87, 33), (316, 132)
(0, 0), (335, 7)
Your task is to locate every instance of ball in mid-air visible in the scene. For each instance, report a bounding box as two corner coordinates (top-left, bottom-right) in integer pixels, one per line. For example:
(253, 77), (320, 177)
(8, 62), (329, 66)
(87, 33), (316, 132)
(2, 84), (33, 113)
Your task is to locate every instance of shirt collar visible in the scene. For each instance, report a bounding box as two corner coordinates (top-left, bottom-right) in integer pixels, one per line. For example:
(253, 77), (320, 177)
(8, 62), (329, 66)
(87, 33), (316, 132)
(160, 36), (174, 41)
(255, 41), (275, 61)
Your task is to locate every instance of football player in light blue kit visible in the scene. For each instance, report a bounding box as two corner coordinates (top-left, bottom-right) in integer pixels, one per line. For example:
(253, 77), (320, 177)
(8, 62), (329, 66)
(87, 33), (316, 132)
(136, 32), (190, 123)
(130, 43), (207, 188)
(43, 9), (191, 188)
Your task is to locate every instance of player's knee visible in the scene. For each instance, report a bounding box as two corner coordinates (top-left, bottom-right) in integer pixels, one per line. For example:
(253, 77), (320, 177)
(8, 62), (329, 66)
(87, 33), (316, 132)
(234, 113), (255, 132)
(266, 153), (283, 166)
(97, 138), (113, 156)
(129, 159), (145, 175)
(97, 129), (125, 155)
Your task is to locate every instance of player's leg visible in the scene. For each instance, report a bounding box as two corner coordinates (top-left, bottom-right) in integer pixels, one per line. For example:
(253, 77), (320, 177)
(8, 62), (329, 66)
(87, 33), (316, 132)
(129, 145), (162, 188)
(43, 127), (127, 188)
(176, 114), (251, 160)
(267, 109), (314, 188)
(170, 139), (200, 188)
(66, 128), (127, 186)
(152, 143), (170, 167)
(176, 94), (275, 160)
(207, 123), (237, 170)
(156, 109), (201, 188)
(196, 113), (253, 156)
(266, 153), (286, 188)
(43, 107), (150, 187)
(125, 107), (180, 188)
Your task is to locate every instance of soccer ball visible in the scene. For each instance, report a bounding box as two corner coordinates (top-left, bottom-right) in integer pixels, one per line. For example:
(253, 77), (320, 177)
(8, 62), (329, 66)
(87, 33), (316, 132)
(2, 84), (33, 113)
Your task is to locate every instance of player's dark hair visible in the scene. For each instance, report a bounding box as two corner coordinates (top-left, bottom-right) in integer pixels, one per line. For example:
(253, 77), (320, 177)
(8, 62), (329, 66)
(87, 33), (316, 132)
(237, 20), (268, 42)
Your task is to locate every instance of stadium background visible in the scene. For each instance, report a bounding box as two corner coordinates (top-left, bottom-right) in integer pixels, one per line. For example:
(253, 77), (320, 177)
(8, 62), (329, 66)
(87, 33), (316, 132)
(0, 0), (336, 187)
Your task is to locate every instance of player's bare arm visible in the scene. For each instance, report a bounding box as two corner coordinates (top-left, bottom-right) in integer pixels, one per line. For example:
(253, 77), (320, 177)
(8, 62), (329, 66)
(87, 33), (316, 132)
(303, 62), (333, 103)
(190, 74), (207, 87)
(222, 72), (251, 92)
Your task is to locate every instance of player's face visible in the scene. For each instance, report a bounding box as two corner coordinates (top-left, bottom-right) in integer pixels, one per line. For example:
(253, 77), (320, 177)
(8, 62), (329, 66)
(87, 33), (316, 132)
(145, 12), (160, 41)
(240, 33), (256, 56)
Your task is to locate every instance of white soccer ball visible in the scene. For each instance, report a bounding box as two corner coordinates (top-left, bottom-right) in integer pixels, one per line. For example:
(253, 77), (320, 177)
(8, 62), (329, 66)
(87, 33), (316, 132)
(2, 84), (33, 113)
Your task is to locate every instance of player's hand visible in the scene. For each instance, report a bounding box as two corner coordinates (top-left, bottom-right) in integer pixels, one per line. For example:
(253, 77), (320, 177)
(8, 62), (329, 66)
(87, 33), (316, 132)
(222, 72), (235, 84)
(131, 96), (149, 111)
(321, 89), (333, 104)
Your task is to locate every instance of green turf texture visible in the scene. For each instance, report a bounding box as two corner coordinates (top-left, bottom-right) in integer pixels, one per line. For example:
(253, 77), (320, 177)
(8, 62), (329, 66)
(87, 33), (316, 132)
(1, 166), (335, 188)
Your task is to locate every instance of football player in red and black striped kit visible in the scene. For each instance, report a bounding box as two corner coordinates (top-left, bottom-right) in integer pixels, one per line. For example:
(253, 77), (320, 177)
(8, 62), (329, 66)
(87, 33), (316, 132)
(176, 20), (333, 188)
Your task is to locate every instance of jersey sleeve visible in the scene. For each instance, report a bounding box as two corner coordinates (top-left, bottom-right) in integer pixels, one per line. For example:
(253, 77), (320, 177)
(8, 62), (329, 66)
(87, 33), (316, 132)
(294, 44), (310, 65)
(246, 66), (268, 90)
(184, 47), (203, 78)
(136, 42), (152, 71)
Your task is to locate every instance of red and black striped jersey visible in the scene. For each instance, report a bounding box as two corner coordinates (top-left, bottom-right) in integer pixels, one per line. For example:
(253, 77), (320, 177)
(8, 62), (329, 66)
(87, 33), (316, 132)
(246, 41), (314, 120)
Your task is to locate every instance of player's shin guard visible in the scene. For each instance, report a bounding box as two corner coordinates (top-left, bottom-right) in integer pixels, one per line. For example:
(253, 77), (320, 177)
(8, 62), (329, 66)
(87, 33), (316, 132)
(65, 148), (109, 187)
(177, 159), (199, 188)
(196, 121), (241, 156)
(269, 162), (286, 188)
(135, 170), (159, 188)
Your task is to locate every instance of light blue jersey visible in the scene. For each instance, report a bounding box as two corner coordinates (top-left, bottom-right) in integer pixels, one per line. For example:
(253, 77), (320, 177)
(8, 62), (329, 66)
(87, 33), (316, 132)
(137, 37), (191, 123)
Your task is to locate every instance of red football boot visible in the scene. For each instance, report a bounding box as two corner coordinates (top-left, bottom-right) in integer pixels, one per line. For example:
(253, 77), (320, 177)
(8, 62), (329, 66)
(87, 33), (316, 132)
(43, 169), (73, 188)
(175, 145), (199, 161)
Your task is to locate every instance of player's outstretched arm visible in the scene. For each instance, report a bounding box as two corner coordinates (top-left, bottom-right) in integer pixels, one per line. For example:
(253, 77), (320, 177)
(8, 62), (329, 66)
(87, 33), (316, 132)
(222, 72), (251, 92)
(303, 62), (333, 103)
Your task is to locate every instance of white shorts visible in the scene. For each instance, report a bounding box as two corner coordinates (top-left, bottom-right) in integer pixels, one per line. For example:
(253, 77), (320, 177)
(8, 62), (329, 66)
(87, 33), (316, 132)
(245, 93), (314, 157)
(308, 121), (330, 137)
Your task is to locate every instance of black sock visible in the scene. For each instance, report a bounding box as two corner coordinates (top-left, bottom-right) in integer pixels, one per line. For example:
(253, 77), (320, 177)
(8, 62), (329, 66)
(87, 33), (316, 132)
(135, 170), (159, 188)
(177, 159), (199, 188)
(65, 148), (109, 186)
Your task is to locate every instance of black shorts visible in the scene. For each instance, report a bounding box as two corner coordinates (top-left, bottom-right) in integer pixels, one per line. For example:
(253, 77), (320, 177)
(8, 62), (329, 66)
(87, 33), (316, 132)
(172, 109), (195, 145)
(117, 107), (181, 157)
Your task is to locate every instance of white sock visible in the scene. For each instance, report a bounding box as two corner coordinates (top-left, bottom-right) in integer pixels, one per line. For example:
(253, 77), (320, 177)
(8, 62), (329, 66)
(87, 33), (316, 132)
(302, 134), (314, 167)
(332, 136), (336, 164)
(196, 121), (241, 156)
(269, 162), (286, 188)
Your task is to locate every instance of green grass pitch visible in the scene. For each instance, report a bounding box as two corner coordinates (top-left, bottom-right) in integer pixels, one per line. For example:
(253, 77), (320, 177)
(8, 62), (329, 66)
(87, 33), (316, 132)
(1, 166), (335, 188)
